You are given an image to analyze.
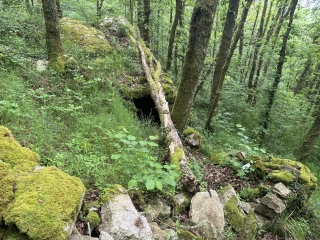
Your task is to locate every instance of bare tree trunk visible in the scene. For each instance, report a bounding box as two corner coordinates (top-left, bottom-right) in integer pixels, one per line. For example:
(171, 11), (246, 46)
(260, 0), (298, 143)
(41, 0), (66, 72)
(171, 0), (218, 133)
(138, 34), (199, 193)
(205, 0), (240, 130)
(166, 0), (184, 71)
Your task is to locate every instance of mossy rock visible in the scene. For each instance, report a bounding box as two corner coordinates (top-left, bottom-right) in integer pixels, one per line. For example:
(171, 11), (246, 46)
(0, 225), (29, 240)
(4, 166), (86, 240)
(100, 184), (127, 203)
(224, 196), (244, 232)
(267, 158), (317, 189)
(238, 210), (258, 240)
(268, 170), (296, 184)
(183, 127), (203, 147)
(210, 152), (229, 165)
(60, 18), (111, 56)
(0, 126), (39, 173)
(100, 16), (136, 43)
(0, 161), (14, 222)
(87, 211), (100, 230)
(177, 229), (202, 240)
(224, 196), (258, 239)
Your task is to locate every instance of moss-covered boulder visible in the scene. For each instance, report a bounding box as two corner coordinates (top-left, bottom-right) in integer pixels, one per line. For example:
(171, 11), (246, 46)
(0, 126), (86, 240)
(224, 195), (258, 240)
(0, 126), (39, 221)
(4, 166), (85, 240)
(0, 126), (39, 173)
(60, 18), (111, 56)
(183, 127), (203, 147)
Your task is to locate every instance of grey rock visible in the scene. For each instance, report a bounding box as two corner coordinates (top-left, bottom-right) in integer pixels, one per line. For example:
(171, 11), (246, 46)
(99, 186), (153, 240)
(149, 222), (178, 240)
(186, 133), (201, 147)
(254, 212), (271, 228)
(189, 190), (225, 234)
(145, 199), (171, 222)
(36, 60), (48, 72)
(218, 186), (239, 207)
(273, 182), (292, 199)
(189, 220), (218, 240)
(254, 193), (286, 219)
(99, 231), (114, 240)
(239, 201), (252, 215)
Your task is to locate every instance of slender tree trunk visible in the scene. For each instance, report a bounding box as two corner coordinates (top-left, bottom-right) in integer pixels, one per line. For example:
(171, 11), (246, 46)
(247, 0), (268, 105)
(205, 0), (240, 130)
(41, 0), (66, 72)
(259, 0), (298, 143)
(262, 0), (290, 76)
(137, 0), (150, 44)
(297, 108), (320, 161)
(293, 59), (312, 95)
(166, 0), (184, 71)
(96, 0), (104, 18)
(241, 4), (260, 82)
(56, 0), (63, 19)
(171, 0), (218, 133)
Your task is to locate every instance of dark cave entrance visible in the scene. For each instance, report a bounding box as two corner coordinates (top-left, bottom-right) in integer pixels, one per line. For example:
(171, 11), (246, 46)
(133, 95), (161, 125)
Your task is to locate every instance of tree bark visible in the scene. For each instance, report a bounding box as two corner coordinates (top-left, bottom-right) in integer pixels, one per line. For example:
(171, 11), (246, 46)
(241, 4), (260, 82)
(56, 0), (63, 19)
(205, 0), (240, 130)
(96, 0), (104, 18)
(41, 0), (66, 72)
(297, 108), (320, 161)
(137, 35), (199, 193)
(247, 0), (268, 105)
(259, 0), (298, 143)
(137, 0), (150, 44)
(171, 0), (218, 133)
(166, 0), (184, 71)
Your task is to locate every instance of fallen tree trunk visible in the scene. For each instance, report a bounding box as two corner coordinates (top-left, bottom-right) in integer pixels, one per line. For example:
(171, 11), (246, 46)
(137, 33), (199, 193)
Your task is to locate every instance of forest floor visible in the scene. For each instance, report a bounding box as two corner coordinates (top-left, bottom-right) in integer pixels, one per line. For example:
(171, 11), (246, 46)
(77, 146), (293, 240)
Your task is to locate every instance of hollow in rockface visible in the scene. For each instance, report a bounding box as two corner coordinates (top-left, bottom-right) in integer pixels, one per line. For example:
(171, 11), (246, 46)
(133, 95), (160, 124)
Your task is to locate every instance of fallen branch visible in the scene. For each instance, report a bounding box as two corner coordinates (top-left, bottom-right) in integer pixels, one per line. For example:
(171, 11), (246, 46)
(137, 32), (199, 193)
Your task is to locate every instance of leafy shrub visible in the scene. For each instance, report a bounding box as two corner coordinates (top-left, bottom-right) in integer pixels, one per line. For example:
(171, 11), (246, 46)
(108, 127), (179, 194)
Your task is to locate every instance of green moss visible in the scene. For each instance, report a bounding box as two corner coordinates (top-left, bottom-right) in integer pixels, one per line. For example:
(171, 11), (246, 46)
(100, 184), (126, 203)
(239, 210), (257, 240)
(0, 161), (14, 222)
(0, 126), (39, 173)
(4, 166), (86, 240)
(210, 152), (228, 165)
(50, 54), (67, 73)
(217, 185), (234, 195)
(87, 211), (100, 229)
(171, 147), (183, 167)
(178, 229), (202, 240)
(0, 225), (29, 240)
(224, 196), (244, 232)
(268, 170), (296, 184)
(60, 18), (111, 56)
(123, 84), (149, 99)
(183, 127), (201, 140)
